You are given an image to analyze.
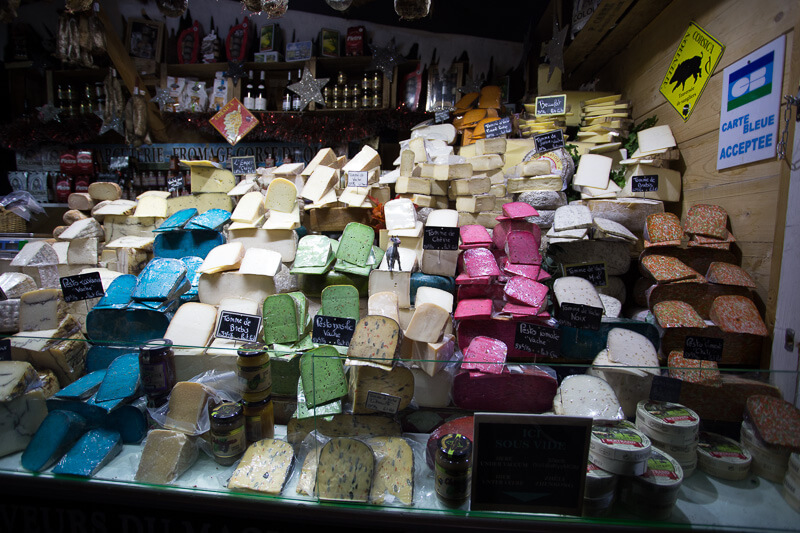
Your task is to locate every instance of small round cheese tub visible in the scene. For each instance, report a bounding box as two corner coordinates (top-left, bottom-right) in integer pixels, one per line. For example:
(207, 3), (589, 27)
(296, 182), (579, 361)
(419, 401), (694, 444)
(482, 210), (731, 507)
(788, 452), (800, 480)
(589, 420), (652, 476)
(583, 491), (615, 518)
(649, 434), (699, 464)
(697, 432), (752, 481)
(783, 478), (800, 513)
(585, 461), (618, 499)
(741, 420), (790, 482)
(784, 469), (800, 499)
(681, 456), (697, 478)
(620, 447), (684, 521)
(635, 400), (700, 447)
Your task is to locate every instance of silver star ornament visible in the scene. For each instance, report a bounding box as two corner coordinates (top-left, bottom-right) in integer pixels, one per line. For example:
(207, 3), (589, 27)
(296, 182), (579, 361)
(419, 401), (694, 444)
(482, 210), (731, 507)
(98, 113), (125, 136)
(542, 16), (568, 82)
(369, 39), (401, 82)
(288, 67), (329, 111)
(36, 103), (61, 123)
(150, 88), (171, 111)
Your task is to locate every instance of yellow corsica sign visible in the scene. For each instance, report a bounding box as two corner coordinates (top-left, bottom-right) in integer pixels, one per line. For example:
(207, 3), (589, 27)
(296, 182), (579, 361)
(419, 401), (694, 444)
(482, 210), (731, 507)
(660, 22), (724, 121)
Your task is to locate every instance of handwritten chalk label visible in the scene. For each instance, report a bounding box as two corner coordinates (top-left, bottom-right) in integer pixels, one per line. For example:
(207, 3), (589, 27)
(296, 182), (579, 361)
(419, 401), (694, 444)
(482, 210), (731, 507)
(215, 311), (262, 343)
(230, 155), (256, 176)
(167, 175), (183, 192)
(434, 109), (450, 124)
(631, 174), (659, 192)
(650, 375), (683, 403)
(423, 226), (460, 250)
(484, 117), (513, 138)
(60, 272), (105, 303)
(514, 322), (561, 358)
(534, 129), (565, 153)
(557, 303), (602, 330)
(684, 336), (724, 362)
(347, 170), (368, 187)
(312, 315), (356, 347)
(365, 390), (402, 414)
(535, 94), (567, 116)
(0, 338), (9, 361)
(562, 262), (607, 287)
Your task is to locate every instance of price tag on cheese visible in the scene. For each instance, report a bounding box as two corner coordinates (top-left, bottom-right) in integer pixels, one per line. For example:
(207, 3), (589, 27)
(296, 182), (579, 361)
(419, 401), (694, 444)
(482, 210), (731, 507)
(557, 303), (602, 330)
(422, 226), (459, 250)
(434, 109), (450, 124)
(167, 175), (183, 192)
(215, 311), (262, 343)
(534, 129), (565, 153)
(562, 262), (607, 287)
(364, 390), (402, 414)
(0, 338), (9, 361)
(312, 315), (356, 347)
(683, 336), (724, 362)
(631, 174), (659, 192)
(231, 155), (256, 175)
(60, 272), (105, 303)
(514, 322), (561, 358)
(347, 170), (368, 187)
(534, 94), (567, 116)
(484, 117), (512, 138)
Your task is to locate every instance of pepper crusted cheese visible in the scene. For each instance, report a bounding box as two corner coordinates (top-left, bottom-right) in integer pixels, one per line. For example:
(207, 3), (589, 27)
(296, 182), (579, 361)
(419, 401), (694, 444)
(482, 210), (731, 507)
(367, 437), (414, 505)
(317, 437), (374, 502)
(228, 438), (294, 495)
(346, 316), (400, 369)
(349, 365), (414, 414)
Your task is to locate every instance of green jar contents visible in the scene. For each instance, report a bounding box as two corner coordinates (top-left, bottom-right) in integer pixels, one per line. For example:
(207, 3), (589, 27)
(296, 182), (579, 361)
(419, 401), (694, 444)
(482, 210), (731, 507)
(243, 396), (275, 442)
(237, 344), (271, 395)
(209, 401), (246, 466)
(435, 433), (473, 507)
(138, 338), (177, 408)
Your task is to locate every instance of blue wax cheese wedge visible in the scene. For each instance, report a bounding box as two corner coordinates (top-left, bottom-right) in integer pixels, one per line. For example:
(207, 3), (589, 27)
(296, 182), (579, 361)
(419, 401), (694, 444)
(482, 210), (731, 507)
(320, 285), (360, 319)
(153, 230), (226, 261)
(86, 347), (133, 373)
(21, 410), (88, 472)
(317, 437), (374, 502)
(132, 258), (188, 301)
(53, 428), (123, 476)
(336, 222), (375, 267)
(55, 369), (107, 400)
(367, 437), (414, 505)
(135, 429), (198, 484)
(0, 389), (48, 457)
(300, 346), (348, 408)
(346, 315), (400, 370)
(228, 439), (295, 495)
(180, 256), (203, 300)
(153, 208), (198, 232)
(104, 404), (147, 444)
(95, 353), (141, 402)
(93, 275), (136, 310)
(295, 377), (342, 419)
(184, 208), (231, 231)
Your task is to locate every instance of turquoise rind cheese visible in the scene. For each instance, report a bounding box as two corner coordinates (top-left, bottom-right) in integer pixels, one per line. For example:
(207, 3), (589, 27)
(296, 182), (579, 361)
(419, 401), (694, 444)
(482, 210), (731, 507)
(132, 258), (188, 301)
(86, 308), (172, 345)
(55, 370), (107, 400)
(94, 354), (141, 402)
(153, 208), (198, 233)
(93, 275), (137, 310)
(53, 428), (123, 477)
(153, 230), (225, 261)
(183, 208), (231, 231)
(21, 410), (88, 472)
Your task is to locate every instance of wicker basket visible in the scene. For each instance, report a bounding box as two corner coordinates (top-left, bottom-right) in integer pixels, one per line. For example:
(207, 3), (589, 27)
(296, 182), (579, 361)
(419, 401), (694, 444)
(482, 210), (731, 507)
(0, 208), (27, 233)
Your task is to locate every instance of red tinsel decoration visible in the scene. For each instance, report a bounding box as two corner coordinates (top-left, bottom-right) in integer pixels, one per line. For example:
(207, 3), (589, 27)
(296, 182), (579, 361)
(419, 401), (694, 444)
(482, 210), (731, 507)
(0, 114), (107, 151)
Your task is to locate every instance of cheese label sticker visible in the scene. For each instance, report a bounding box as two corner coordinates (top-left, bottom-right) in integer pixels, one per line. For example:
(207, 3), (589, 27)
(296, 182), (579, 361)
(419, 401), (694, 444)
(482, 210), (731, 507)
(659, 22), (724, 121)
(435, 109), (450, 124)
(683, 335), (724, 362)
(557, 302), (602, 330)
(534, 129), (565, 153)
(514, 322), (561, 358)
(347, 170), (368, 187)
(215, 311), (262, 343)
(484, 117), (512, 138)
(365, 390), (401, 414)
(60, 272), (105, 303)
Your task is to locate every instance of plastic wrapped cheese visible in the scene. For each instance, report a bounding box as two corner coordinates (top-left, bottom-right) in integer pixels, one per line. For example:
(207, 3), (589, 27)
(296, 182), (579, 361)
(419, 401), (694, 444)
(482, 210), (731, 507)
(553, 374), (624, 421)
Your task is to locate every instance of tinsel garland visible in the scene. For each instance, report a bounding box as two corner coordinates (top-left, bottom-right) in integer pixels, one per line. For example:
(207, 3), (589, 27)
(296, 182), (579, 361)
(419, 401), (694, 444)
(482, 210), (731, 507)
(0, 114), (106, 151)
(163, 106), (430, 145)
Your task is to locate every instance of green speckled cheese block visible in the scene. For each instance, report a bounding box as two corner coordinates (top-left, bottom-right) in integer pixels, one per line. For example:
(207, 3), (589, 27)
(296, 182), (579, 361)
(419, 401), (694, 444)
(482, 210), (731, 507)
(336, 222), (375, 267)
(262, 294), (300, 345)
(228, 438), (294, 495)
(295, 377), (342, 419)
(320, 285), (360, 319)
(291, 235), (334, 271)
(270, 352), (301, 397)
(349, 365), (414, 414)
(684, 204), (728, 239)
(332, 258), (373, 277)
(287, 414), (402, 447)
(299, 271), (369, 298)
(317, 437), (374, 502)
(367, 436), (414, 505)
(346, 315), (400, 370)
(287, 291), (310, 335)
(644, 213), (683, 243)
(300, 346), (347, 408)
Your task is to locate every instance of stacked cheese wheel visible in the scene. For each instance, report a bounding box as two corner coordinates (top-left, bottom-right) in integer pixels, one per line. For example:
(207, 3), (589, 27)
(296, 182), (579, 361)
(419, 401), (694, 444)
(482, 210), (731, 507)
(635, 400), (700, 477)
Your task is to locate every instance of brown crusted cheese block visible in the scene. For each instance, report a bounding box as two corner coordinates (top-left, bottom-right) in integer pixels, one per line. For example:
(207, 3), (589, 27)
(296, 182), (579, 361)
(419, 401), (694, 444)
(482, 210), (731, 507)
(653, 301), (706, 328)
(88, 182), (122, 201)
(709, 295), (768, 336)
(706, 262), (757, 288)
(644, 212), (683, 243)
(62, 210), (88, 225)
(67, 193), (95, 211)
(684, 204), (728, 239)
(668, 350), (721, 386)
(641, 255), (702, 283)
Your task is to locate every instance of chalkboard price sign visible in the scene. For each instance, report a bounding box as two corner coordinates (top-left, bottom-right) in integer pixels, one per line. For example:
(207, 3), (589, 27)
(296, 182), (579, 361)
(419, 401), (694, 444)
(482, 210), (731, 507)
(60, 272), (105, 303)
(534, 129), (565, 153)
(215, 311), (262, 343)
(347, 170), (368, 187)
(684, 336), (724, 362)
(562, 262), (607, 287)
(312, 315), (356, 347)
(514, 322), (561, 358)
(484, 117), (512, 138)
(631, 174), (659, 192)
(230, 156), (256, 175)
(434, 109), (450, 124)
(422, 226), (459, 250)
(167, 175), (183, 192)
(471, 413), (591, 515)
(650, 375), (683, 403)
(534, 94), (567, 116)
(557, 303), (602, 330)
(0, 338), (9, 361)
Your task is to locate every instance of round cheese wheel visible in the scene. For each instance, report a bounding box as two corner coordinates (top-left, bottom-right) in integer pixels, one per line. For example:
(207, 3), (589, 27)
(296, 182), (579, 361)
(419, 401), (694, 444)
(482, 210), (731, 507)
(697, 432), (752, 480)
(589, 420), (651, 476)
(635, 400), (699, 447)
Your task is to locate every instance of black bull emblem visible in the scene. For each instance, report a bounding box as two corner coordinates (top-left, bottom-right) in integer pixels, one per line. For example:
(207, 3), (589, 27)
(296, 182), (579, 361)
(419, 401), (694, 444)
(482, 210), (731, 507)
(670, 54), (703, 92)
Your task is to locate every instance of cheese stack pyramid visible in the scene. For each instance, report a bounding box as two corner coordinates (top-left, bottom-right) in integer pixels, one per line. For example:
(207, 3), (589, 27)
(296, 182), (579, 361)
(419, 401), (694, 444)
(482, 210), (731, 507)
(450, 86), (505, 146)
(577, 94), (631, 150)
(619, 124), (682, 202)
(393, 122), (459, 211)
(519, 101), (568, 139)
(455, 139), (508, 228)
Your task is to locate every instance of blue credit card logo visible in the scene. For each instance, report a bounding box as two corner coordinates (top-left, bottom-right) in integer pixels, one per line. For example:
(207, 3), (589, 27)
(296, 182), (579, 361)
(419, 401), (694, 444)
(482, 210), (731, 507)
(727, 51), (774, 111)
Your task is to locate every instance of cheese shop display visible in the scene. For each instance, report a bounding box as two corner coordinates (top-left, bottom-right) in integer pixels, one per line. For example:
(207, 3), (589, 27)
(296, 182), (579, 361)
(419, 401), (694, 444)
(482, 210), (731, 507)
(0, 80), (795, 528)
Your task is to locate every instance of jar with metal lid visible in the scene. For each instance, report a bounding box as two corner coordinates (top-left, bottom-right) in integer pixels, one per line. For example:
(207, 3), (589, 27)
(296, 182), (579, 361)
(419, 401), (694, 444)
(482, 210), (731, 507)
(342, 85), (351, 108)
(337, 71), (347, 86)
(209, 401), (246, 466)
(138, 339), (176, 408)
(243, 396), (274, 442)
(373, 72), (382, 92)
(323, 86), (331, 107)
(361, 72), (371, 91)
(236, 343), (271, 395)
(435, 433), (472, 507)
(373, 92), (382, 108)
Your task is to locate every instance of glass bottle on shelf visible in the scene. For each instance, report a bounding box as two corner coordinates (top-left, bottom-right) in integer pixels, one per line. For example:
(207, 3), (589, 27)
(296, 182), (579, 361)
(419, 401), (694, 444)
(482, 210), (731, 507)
(323, 86), (331, 108)
(255, 71), (267, 111)
(94, 82), (105, 116)
(342, 84), (350, 109)
(291, 69), (302, 111)
(65, 84), (76, 117)
(243, 70), (255, 109)
(282, 71), (292, 111)
(351, 83), (361, 109)
(56, 85), (65, 113)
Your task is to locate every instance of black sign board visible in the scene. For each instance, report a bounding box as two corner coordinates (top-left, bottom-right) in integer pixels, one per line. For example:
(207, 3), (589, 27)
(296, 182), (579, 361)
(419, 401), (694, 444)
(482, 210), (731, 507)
(0, 338), (9, 361)
(471, 413), (591, 515)
(514, 322), (561, 358)
(631, 174), (659, 192)
(534, 129), (565, 153)
(562, 262), (608, 287)
(650, 375), (683, 403)
(557, 303), (602, 330)
(230, 155), (257, 176)
(312, 315), (356, 347)
(422, 226), (460, 250)
(215, 311), (262, 343)
(365, 391), (402, 414)
(535, 94), (567, 116)
(684, 336), (724, 362)
(60, 272), (105, 303)
(434, 109), (450, 124)
(167, 175), (183, 192)
(484, 117), (513, 138)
